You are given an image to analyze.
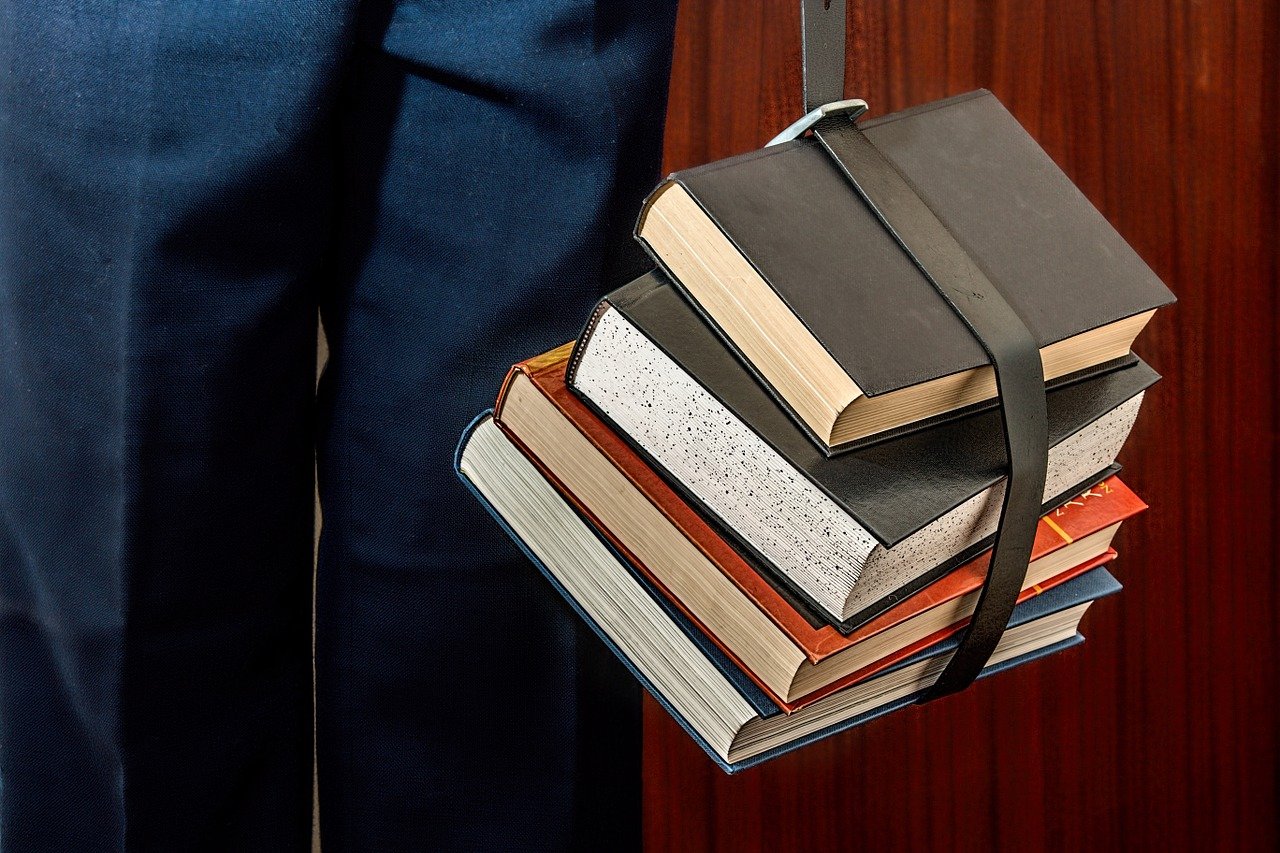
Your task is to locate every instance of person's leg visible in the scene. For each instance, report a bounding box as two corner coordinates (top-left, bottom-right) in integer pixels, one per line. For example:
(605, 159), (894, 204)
(314, 2), (679, 850)
(0, 2), (356, 848)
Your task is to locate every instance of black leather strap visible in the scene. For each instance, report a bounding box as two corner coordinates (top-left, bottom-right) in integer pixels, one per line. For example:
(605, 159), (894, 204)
(810, 118), (1049, 701)
(796, 0), (1048, 700)
(801, 0), (846, 112)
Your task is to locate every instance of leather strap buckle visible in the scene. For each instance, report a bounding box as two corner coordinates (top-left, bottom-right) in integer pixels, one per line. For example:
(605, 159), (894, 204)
(765, 98), (868, 147)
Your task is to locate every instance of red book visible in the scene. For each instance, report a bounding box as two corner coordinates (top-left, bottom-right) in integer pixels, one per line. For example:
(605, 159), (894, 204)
(495, 344), (1145, 710)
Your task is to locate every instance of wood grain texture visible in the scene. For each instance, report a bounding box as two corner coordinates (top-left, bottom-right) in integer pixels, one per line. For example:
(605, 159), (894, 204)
(646, 2), (1279, 850)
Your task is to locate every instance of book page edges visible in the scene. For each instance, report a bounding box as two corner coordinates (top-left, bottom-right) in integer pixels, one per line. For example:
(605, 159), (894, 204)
(638, 182), (860, 442)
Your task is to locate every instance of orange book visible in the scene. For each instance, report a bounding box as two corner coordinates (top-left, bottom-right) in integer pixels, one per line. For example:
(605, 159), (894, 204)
(494, 343), (1145, 710)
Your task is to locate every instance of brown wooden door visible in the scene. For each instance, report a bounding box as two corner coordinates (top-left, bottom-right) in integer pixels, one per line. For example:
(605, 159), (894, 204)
(646, 2), (1279, 850)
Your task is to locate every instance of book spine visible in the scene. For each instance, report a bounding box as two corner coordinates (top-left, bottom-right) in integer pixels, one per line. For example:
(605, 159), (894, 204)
(496, 342), (575, 419)
(564, 298), (611, 387)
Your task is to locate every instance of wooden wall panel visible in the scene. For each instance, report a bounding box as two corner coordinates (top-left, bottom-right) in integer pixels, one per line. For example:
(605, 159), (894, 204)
(646, 2), (1279, 850)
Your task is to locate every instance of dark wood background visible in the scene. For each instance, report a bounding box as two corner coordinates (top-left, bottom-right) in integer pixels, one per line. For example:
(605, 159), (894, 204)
(645, 2), (1279, 850)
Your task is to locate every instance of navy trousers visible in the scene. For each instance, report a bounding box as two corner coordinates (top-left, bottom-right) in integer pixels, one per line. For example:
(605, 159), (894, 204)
(0, 2), (678, 849)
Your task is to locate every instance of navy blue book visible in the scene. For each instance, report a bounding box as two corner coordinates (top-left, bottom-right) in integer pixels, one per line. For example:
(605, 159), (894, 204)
(457, 413), (1117, 772)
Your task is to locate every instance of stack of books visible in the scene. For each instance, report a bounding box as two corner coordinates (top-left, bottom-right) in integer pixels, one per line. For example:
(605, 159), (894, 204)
(457, 90), (1174, 772)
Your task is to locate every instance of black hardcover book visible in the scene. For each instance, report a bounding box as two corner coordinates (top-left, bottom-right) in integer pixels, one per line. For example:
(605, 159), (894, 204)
(636, 89), (1174, 452)
(568, 271), (1157, 629)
